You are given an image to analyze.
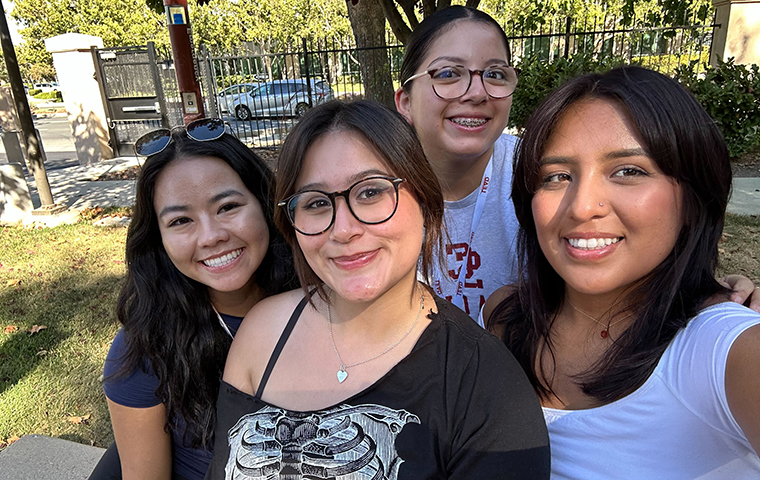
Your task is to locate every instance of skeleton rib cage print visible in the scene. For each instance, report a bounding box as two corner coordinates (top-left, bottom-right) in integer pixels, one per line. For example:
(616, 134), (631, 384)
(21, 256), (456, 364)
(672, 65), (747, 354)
(225, 403), (420, 480)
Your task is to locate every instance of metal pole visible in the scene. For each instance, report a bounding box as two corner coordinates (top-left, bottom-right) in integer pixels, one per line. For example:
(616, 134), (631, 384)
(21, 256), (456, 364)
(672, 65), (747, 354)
(302, 38), (313, 108)
(163, 0), (205, 125)
(147, 42), (170, 128)
(0, 0), (55, 207)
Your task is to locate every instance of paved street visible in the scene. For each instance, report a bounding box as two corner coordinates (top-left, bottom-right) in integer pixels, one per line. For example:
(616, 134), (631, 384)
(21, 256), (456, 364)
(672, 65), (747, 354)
(0, 114), (79, 171)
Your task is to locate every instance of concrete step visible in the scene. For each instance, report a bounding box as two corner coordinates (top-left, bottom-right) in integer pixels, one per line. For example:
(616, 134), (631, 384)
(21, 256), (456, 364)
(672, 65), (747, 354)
(0, 435), (105, 480)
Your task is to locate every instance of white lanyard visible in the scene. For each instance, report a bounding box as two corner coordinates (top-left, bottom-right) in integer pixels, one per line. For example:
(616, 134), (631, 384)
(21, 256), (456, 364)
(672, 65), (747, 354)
(434, 157), (493, 310)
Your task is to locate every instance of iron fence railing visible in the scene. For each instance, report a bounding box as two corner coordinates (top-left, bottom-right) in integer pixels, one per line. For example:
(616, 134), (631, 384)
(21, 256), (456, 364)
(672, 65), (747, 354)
(142, 6), (718, 150)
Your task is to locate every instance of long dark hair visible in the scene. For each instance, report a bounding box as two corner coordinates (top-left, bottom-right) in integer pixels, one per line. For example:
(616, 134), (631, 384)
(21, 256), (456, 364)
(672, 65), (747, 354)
(489, 66), (732, 403)
(274, 100), (444, 301)
(117, 131), (295, 448)
(399, 5), (512, 89)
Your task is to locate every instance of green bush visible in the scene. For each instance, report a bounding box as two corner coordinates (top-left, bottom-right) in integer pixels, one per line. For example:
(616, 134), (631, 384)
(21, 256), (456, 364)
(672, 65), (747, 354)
(33, 90), (63, 102)
(675, 58), (760, 159)
(509, 53), (625, 130)
(28, 88), (41, 96)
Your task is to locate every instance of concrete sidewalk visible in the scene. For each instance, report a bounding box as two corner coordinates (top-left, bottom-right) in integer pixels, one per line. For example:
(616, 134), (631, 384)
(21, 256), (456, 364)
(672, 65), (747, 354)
(729, 177), (760, 216)
(26, 156), (139, 211)
(0, 435), (105, 480)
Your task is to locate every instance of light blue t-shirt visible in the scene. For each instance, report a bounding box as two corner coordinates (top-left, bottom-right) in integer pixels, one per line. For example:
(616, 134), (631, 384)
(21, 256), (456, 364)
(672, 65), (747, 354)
(431, 133), (520, 320)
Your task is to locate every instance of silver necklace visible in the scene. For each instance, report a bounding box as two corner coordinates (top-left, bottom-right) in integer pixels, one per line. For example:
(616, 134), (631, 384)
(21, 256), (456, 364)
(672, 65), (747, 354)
(327, 284), (424, 383)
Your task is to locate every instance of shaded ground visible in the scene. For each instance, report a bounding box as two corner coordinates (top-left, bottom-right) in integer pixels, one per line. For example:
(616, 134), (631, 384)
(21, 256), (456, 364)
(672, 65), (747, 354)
(733, 149), (760, 178)
(97, 148), (280, 181)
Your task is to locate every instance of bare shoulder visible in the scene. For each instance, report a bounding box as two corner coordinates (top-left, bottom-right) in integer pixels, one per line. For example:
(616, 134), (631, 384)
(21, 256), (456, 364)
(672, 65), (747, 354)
(483, 284), (518, 328)
(224, 289), (311, 395)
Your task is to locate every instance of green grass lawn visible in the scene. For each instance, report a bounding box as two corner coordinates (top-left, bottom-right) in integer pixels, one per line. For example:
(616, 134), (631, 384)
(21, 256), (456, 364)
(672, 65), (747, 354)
(0, 213), (758, 450)
(0, 221), (127, 449)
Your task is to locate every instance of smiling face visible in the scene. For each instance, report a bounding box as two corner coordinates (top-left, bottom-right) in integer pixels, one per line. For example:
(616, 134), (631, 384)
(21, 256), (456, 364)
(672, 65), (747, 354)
(153, 156), (269, 304)
(294, 131), (424, 303)
(531, 98), (682, 301)
(396, 20), (513, 168)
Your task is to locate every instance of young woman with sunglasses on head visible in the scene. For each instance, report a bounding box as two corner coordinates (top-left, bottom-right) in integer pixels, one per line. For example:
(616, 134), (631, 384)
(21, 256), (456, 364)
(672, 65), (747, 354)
(88, 120), (296, 480)
(203, 100), (551, 480)
(395, 5), (758, 321)
(486, 67), (760, 479)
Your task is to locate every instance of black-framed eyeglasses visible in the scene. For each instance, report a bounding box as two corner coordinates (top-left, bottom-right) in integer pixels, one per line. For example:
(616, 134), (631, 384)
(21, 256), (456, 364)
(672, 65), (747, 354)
(278, 176), (405, 236)
(133, 118), (230, 157)
(402, 64), (519, 100)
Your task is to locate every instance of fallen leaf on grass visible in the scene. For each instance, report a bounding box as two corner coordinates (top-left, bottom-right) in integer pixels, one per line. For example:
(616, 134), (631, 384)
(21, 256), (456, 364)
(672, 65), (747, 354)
(3, 325), (18, 334)
(6, 435), (20, 446)
(67, 414), (90, 425)
(36, 350), (48, 356)
(6, 279), (20, 287)
(28, 325), (47, 335)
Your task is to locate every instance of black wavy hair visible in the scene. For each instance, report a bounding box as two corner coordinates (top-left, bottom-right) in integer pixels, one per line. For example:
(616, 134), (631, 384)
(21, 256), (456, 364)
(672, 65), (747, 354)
(399, 5), (512, 89)
(488, 66), (732, 403)
(116, 131), (296, 448)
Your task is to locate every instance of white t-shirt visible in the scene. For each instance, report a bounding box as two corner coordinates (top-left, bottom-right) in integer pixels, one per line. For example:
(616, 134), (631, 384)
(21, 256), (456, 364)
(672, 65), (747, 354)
(430, 133), (520, 320)
(544, 302), (760, 480)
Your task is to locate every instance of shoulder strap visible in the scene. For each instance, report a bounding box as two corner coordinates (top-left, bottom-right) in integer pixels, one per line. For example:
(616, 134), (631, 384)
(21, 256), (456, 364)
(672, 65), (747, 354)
(255, 290), (315, 399)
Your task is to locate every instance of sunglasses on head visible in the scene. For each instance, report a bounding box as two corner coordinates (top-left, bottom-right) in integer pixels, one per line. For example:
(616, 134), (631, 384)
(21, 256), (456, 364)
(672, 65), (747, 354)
(133, 118), (229, 157)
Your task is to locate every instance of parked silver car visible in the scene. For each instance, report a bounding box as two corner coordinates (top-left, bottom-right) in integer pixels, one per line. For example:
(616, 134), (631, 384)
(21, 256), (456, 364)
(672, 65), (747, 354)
(216, 83), (255, 113)
(230, 79), (334, 120)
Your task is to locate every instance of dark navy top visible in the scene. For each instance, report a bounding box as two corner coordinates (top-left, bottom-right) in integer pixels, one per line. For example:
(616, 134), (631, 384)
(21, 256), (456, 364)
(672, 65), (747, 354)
(103, 313), (243, 480)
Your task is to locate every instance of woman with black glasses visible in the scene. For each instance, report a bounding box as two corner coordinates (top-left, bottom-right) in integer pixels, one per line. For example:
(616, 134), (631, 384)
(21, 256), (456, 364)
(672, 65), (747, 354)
(89, 120), (296, 480)
(203, 100), (551, 479)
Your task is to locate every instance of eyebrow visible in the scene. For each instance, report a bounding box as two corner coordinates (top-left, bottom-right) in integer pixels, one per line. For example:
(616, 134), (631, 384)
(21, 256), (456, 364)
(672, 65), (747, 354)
(427, 56), (508, 68)
(298, 169), (391, 192)
(539, 148), (650, 165)
(158, 189), (244, 219)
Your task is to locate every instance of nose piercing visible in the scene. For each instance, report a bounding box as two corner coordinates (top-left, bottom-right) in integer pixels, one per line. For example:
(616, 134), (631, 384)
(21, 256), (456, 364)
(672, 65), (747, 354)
(599, 203), (604, 207)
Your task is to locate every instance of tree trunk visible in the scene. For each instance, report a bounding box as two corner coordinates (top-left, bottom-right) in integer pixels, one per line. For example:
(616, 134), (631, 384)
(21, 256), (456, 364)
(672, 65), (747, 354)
(346, 0), (396, 110)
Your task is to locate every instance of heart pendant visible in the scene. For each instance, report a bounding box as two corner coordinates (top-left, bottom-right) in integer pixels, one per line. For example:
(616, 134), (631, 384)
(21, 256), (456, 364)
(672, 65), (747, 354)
(337, 369), (348, 383)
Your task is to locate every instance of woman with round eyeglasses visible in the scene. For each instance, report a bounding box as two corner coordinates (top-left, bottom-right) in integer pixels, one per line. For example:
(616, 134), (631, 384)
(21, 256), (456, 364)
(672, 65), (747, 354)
(203, 100), (551, 480)
(89, 119), (296, 480)
(395, 6), (759, 321)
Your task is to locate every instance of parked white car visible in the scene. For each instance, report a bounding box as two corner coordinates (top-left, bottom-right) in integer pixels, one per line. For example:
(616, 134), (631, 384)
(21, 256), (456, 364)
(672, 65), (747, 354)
(229, 79), (334, 120)
(216, 83), (255, 113)
(33, 82), (59, 93)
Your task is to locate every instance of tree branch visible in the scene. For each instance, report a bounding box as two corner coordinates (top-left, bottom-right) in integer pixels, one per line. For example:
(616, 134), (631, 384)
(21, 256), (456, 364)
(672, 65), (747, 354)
(378, 0), (412, 44)
(421, 0), (435, 17)
(396, 0), (419, 30)
(465, 0), (481, 8)
(436, 0), (452, 11)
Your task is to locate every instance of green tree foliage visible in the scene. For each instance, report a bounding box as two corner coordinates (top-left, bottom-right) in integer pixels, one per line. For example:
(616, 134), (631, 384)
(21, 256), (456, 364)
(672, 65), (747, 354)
(508, 52), (625, 129)
(478, 0), (713, 31)
(10, 0), (166, 81)
(189, 0), (351, 53)
(676, 58), (760, 158)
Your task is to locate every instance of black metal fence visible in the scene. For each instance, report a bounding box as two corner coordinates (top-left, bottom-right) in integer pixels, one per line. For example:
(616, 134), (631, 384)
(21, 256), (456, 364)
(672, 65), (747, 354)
(144, 6), (718, 149)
